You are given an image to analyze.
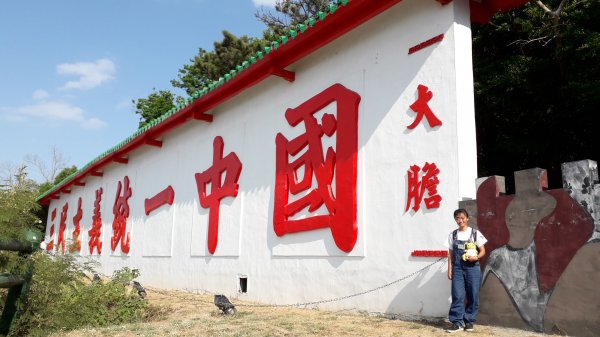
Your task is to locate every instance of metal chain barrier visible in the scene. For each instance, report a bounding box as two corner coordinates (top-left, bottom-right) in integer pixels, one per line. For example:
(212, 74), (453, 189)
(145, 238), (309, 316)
(239, 256), (448, 308)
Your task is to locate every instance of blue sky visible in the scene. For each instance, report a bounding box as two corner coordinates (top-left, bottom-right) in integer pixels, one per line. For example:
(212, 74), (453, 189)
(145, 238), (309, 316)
(0, 0), (276, 182)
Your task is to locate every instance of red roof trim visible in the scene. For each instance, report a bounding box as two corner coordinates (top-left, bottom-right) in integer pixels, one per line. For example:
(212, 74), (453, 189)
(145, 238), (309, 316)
(37, 0), (530, 205)
(37, 0), (406, 205)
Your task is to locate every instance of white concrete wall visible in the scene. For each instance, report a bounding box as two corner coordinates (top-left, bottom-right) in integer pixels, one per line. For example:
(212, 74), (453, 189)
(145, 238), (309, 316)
(44, 0), (476, 318)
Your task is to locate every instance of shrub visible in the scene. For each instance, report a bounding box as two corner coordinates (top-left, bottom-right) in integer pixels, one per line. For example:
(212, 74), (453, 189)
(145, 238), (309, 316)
(8, 253), (149, 337)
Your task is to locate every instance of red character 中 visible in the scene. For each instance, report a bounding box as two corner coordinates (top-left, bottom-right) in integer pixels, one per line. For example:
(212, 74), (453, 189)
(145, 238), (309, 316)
(405, 162), (442, 212)
(274, 83), (361, 253)
(195, 136), (242, 254)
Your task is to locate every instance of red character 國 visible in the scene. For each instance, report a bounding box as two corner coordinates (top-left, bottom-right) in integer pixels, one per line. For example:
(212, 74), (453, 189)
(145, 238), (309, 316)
(274, 83), (361, 253)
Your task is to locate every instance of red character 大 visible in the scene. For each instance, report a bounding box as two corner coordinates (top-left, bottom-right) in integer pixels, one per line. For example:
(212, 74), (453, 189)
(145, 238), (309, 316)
(407, 84), (442, 129)
(405, 162), (442, 212)
(274, 83), (361, 253)
(195, 136), (242, 254)
(46, 208), (57, 251)
(111, 176), (132, 253)
(70, 197), (83, 253)
(56, 202), (68, 254)
(88, 187), (103, 255)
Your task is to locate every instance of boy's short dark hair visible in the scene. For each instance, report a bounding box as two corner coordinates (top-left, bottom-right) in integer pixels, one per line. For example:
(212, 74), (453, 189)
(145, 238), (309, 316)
(453, 208), (469, 218)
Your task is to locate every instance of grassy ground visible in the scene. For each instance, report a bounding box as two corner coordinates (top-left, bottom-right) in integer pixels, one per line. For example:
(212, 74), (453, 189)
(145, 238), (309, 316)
(50, 287), (556, 337)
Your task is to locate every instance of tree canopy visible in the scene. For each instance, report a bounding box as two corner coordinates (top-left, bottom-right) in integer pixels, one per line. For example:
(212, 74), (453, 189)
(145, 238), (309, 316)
(255, 0), (330, 38)
(133, 89), (178, 129)
(0, 166), (41, 238)
(133, 31), (267, 128)
(472, 0), (599, 190)
(171, 31), (268, 96)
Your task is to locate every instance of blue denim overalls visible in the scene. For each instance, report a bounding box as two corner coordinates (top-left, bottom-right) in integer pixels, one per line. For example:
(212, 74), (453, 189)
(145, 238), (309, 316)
(448, 229), (481, 327)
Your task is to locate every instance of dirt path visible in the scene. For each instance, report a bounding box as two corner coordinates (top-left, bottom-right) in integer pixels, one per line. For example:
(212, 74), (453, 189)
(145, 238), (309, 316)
(52, 287), (558, 337)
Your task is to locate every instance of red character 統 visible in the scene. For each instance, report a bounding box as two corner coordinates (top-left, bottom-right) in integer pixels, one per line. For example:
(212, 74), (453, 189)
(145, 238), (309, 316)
(111, 176), (132, 253)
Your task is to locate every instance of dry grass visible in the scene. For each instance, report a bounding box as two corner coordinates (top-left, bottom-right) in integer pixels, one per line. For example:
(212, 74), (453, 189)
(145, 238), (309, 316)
(50, 287), (554, 337)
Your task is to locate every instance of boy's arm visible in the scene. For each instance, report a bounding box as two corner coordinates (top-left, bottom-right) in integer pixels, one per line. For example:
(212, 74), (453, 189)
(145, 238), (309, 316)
(447, 250), (453, 280)
(477, 245), (486, 260)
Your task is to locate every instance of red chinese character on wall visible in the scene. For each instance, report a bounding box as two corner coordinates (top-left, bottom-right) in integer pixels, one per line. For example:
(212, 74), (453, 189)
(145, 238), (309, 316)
(145, 186), (175, 216)
(88, 187), (103, 255)
(111, 176), (132, 253)
(46, 208), (57, 251)
(195, 136), (242, 254)
(70, 197), (82, 253)
(405, 162), (442, 212)
(274, 83), (361, 253)
(56, 202), (68, 254)
(407, 84), (442, 129)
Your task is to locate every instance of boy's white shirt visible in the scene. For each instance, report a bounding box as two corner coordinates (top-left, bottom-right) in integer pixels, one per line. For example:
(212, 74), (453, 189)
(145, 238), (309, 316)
(447, 227), (488, 249)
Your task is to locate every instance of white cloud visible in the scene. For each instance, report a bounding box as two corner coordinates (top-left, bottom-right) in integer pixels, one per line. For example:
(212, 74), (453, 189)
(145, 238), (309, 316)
(82, 117), (107, 130)
(0, 106), (26, 122)
(252, 0), (277, 7)
(32, 89), (50, 100)
(4, 101), (106, 129)
(17, 101), (85, 121)
(57, 58), (116, 90)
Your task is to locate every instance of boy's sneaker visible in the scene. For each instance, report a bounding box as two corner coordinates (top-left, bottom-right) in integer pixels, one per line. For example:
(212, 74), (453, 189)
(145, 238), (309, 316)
(445, 323), (463, 333)
(464, 322), (474, 331)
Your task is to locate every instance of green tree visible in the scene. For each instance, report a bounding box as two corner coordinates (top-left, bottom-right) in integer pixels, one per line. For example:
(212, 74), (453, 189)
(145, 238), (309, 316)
(255, 0), (330, 38)
(132, 1), (329, 127)
(52, 165), (77, 186)
(472, 0), (600, 190)
(37, 165), (79, 197)
(133, 31), (266, 127)
(0, 166), (41, 239)
(133, 89), (178, 129)
(171, 31), (268, 96)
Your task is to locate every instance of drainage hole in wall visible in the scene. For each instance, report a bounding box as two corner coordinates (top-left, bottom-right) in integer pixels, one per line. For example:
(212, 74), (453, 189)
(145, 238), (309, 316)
(239, 276), (248, 293)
